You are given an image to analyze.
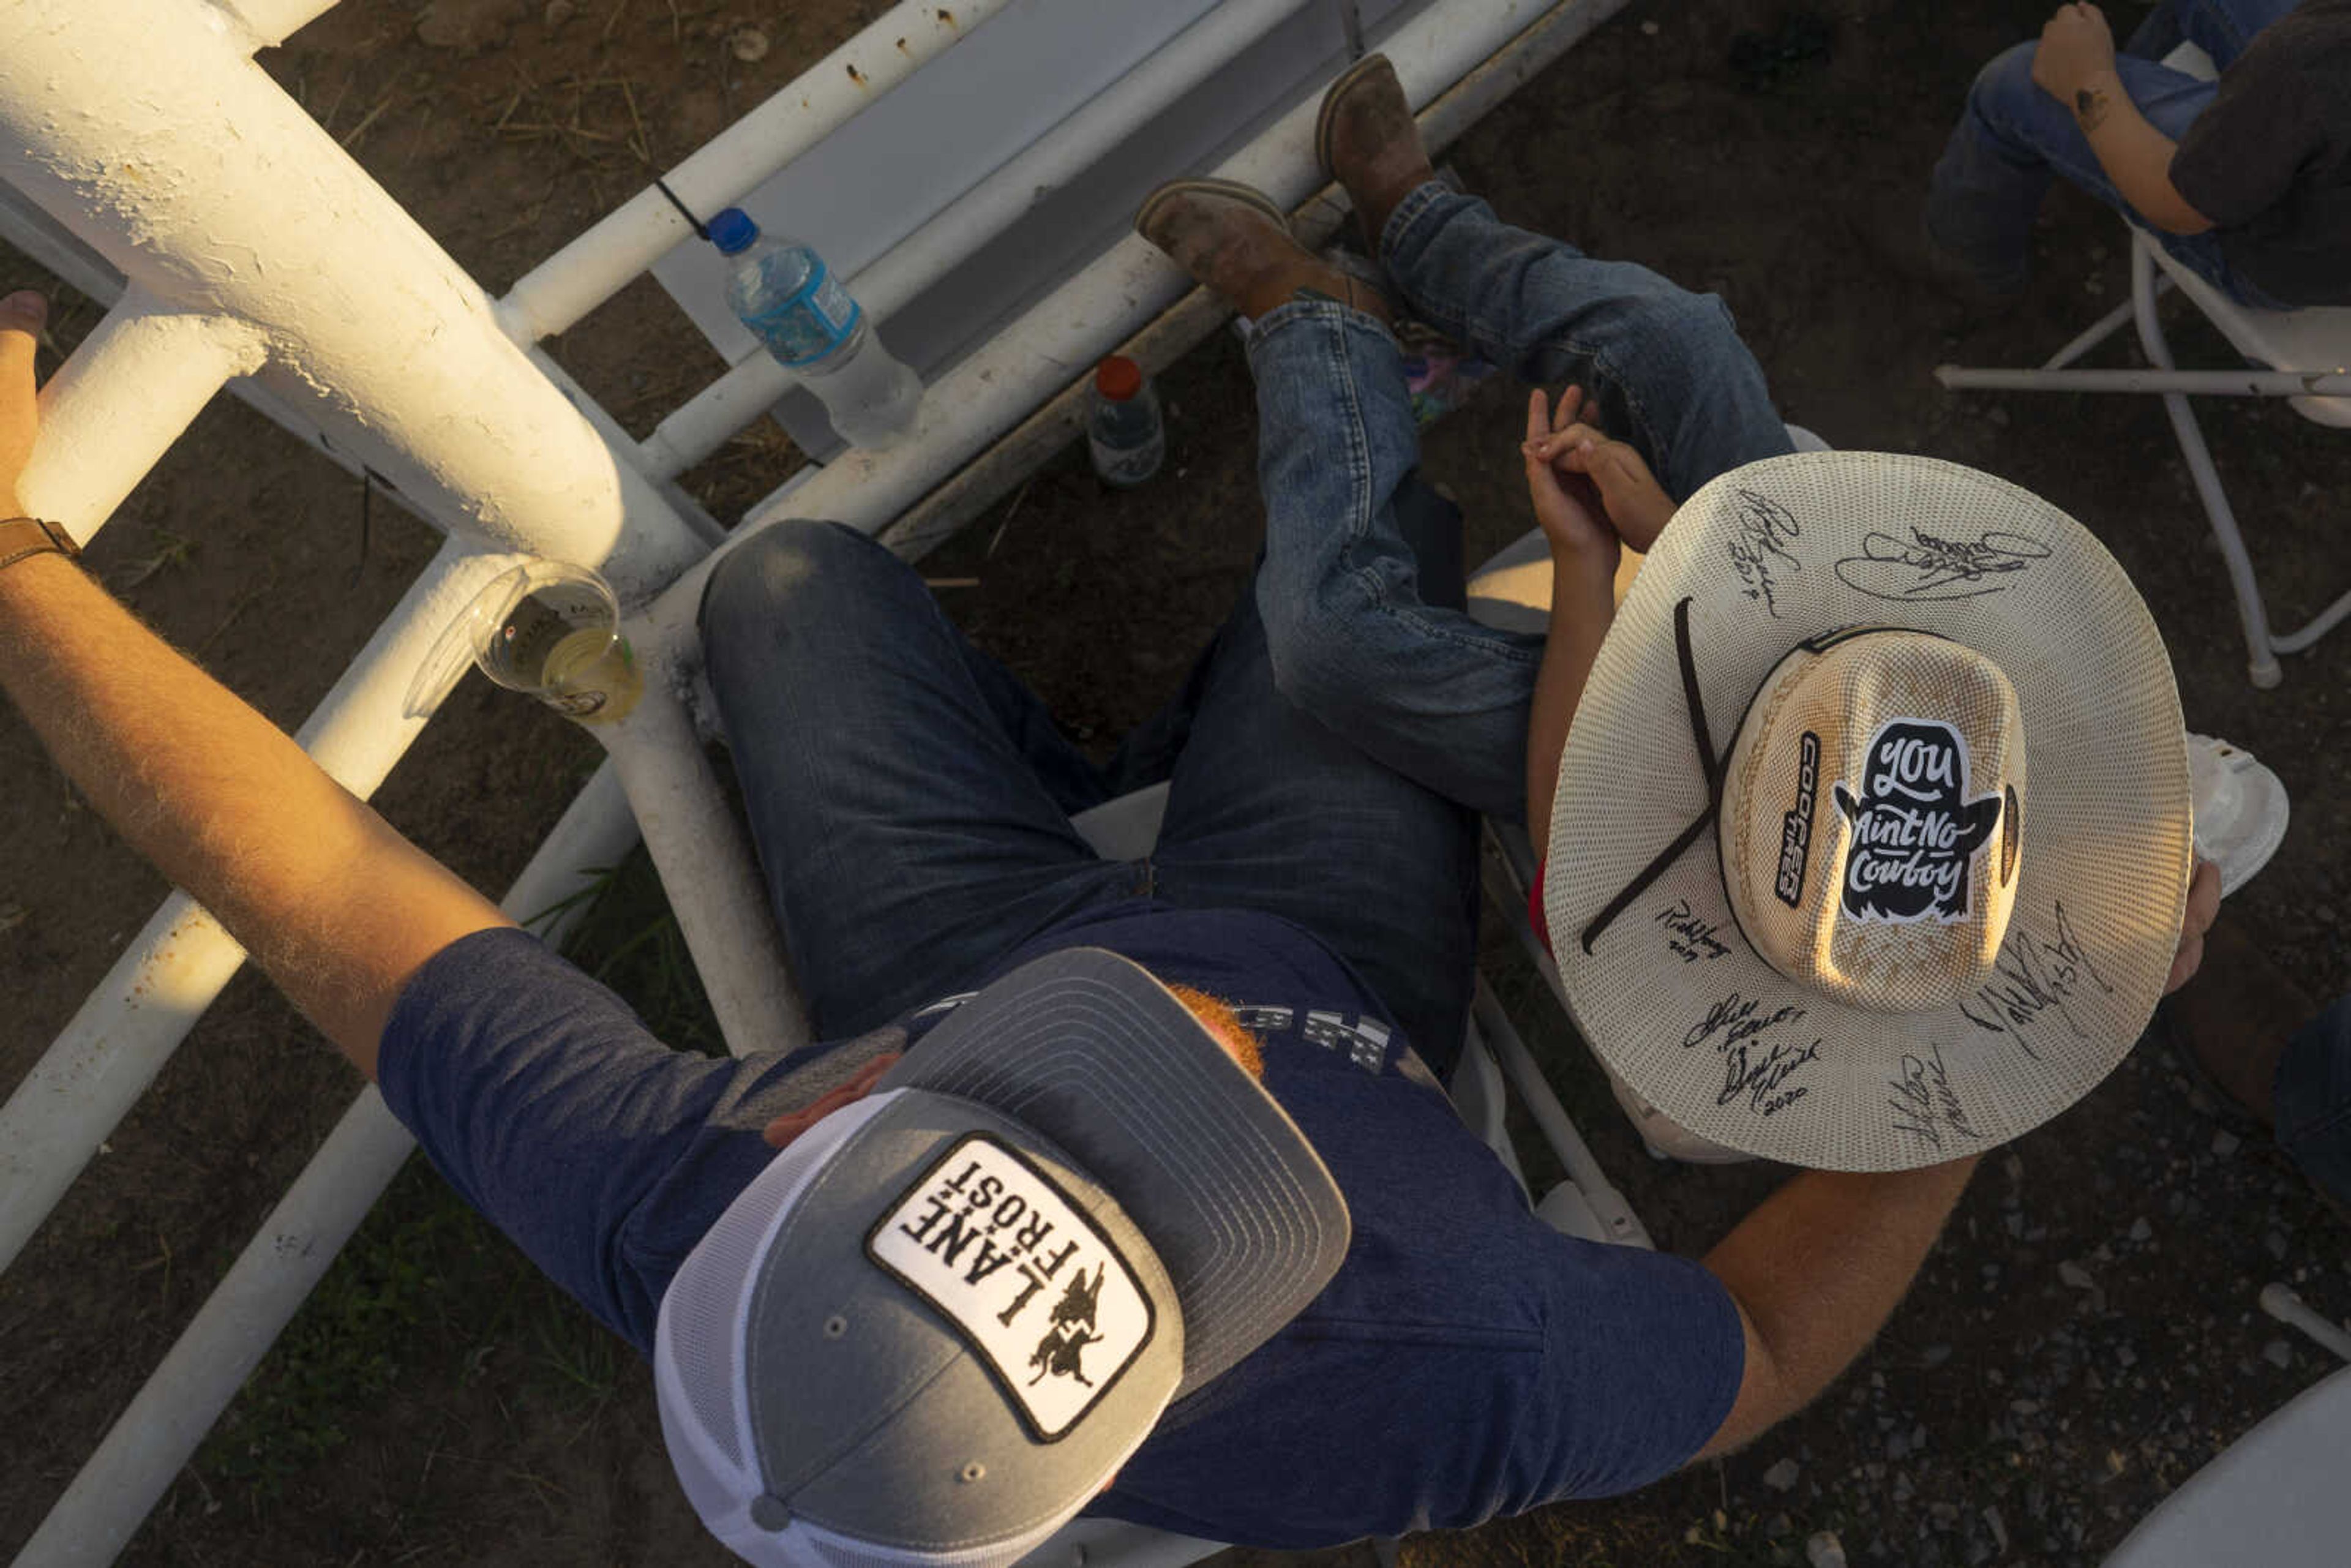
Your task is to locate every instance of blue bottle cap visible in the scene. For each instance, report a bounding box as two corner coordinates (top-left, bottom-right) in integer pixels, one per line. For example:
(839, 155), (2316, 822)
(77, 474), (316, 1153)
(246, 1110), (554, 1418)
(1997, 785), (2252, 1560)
(707, 208), (759, 255)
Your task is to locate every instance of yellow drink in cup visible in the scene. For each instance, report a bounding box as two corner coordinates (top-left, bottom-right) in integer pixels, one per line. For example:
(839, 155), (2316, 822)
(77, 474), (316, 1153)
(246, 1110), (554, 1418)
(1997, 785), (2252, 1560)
(467, 561), (643, 724)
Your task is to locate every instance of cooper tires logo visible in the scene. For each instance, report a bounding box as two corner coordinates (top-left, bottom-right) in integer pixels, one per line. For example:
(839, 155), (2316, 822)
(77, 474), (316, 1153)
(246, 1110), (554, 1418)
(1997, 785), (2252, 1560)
(1774, 731), (1821, 908)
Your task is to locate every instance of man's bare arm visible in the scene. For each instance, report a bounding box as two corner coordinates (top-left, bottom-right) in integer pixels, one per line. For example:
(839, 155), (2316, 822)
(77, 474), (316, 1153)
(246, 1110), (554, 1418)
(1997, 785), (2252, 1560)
(0, 293), (509, 1078)
(1693, 1155), (1979, 1458)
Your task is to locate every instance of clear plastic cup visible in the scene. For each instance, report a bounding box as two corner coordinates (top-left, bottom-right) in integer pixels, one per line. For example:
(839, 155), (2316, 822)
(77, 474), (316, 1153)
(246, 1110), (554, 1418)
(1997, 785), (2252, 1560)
(465, 560), (643, 724)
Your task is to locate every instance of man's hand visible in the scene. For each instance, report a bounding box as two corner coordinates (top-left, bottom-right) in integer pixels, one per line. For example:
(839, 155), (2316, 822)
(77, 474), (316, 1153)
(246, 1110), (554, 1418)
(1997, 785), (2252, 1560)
(2031, 3), (2117, 106)
(0, 290), (45, 517)
(2165, 858), (2222, 996)
(1523, 385), (1677, 553)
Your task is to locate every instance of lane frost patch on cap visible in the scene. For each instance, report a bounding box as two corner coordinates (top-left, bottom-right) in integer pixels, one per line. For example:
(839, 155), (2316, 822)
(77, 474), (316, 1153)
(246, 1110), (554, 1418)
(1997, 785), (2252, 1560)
(867, 1134), (1154, 1441)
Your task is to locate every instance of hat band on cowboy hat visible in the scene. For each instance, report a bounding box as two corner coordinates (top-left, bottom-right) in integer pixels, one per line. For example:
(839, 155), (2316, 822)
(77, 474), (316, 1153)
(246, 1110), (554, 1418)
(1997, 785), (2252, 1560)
(1547, 453), (2192, 1173)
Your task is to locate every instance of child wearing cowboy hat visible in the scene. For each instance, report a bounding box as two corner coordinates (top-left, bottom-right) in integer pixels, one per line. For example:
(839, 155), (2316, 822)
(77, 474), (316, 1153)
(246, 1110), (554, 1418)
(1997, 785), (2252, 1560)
(1139, 51), (2255, 1174)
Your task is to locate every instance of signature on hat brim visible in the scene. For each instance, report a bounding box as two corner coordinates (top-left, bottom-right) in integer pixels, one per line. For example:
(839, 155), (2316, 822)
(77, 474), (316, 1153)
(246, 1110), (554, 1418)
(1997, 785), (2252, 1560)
(1546, 452), (2192, 1172)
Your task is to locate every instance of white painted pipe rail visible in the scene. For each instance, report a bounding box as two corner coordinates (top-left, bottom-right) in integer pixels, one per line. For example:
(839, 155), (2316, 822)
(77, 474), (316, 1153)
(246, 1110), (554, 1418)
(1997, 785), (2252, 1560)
(669, 0), (1628, 610)
(635, 0), (1319, 480)
(1935, 365), (2351, 397)
(497, 0), (1021, 344)
(0, 0), (705, 597)
(596, 655), (809, 1052)
(211, 0), (345, 51)
(887, 0), (1638, 561)
(13, 764), (643, 1568)
(22, 288), (268, 541)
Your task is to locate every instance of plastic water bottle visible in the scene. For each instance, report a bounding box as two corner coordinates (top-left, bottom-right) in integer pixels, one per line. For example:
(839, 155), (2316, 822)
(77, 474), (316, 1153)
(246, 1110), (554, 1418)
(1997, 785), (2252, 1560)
(1087, 356), (1164, 487)
(709, 208), (921, 450)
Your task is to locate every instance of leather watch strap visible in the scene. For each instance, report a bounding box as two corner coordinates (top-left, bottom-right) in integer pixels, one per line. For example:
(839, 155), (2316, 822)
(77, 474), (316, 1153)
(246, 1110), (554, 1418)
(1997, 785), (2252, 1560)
(0, 516), (80, 575)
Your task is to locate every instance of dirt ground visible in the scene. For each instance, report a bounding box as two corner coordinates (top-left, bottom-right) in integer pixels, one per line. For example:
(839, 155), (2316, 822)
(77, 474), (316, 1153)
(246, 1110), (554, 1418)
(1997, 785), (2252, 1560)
(6, 1), (2350, 1564)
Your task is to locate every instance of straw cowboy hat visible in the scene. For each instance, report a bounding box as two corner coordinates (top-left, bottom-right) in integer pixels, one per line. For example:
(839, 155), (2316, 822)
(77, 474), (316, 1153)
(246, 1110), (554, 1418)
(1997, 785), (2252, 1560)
(1545, 452), (2194, 1172)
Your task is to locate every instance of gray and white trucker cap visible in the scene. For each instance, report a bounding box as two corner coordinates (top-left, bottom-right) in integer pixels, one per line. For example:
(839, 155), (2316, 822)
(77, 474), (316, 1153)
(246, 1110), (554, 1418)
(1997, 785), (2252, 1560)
(652, 948), (1352, 1568)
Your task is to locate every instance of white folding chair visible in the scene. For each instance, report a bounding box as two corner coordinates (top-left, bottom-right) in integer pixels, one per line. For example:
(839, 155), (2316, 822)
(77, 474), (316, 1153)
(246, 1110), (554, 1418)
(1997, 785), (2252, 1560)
(2102, 1361), (2351, 1567)
(1937, 43), (2351, 688)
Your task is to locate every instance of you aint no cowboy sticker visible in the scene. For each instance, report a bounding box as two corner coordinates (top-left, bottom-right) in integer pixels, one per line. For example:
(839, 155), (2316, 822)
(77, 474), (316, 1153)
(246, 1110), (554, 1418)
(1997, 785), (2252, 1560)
(1831, 719), (2003, 925)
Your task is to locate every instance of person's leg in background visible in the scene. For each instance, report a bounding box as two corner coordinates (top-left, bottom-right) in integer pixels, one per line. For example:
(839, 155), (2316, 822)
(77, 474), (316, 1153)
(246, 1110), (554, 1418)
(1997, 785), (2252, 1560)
(698, 520), (1134, 1037)
(1321, 58), (1794, 505)
(2125, 0), (2307, 67)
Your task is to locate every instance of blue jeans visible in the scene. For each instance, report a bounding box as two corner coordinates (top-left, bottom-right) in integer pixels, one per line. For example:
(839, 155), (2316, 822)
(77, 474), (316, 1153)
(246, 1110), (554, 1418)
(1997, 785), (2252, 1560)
(698, 516), (1482, 1074)
(2279, 994), (2351, 1209)
(1925, 0), (2300, 306)
(698, 189), (1789, 1063)
(1249, 183), (1793, 822)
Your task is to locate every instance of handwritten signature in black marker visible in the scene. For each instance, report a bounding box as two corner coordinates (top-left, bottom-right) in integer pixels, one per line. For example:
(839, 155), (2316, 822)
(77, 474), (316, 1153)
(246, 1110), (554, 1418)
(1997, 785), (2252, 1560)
(1719, 1035), (1821, 1117)
(1655, 899), (1733, 964)
(1958, 902), (2113, 1059)
(1682, 991), (1809, 1052)
(1888, 1042), (1983, 1149)
(1725, 489), (1802, 618)
(1833, 527), (2052, 603)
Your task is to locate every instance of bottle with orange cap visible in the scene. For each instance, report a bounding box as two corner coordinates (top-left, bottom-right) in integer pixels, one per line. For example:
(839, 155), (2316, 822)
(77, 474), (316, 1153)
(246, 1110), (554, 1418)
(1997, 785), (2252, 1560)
(1087, 354), (1164, 488)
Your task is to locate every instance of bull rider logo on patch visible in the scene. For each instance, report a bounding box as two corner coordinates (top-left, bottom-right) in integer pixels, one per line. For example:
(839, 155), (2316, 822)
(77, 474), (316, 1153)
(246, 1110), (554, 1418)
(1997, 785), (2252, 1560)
(1830, 718), (2002, 925)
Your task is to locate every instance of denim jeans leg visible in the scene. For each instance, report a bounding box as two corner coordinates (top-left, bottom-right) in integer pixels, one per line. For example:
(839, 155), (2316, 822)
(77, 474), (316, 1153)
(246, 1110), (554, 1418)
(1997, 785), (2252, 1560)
(2134, 0), (2306, 64)
(1245, 298), (1547, 822)
(698, 520), (1136, 1037)
(2274, 994), (2351, 1212)
(1378, 185), (1794, 503)
(1926, 43), (2241, 294)
(1146, 547), (1483, 1081)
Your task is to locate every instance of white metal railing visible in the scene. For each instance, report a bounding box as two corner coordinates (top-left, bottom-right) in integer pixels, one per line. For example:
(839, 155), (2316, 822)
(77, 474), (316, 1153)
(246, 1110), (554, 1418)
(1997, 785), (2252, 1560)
(633, 0), (1321, 481)
(0, 0), (1633, 1560)
(496, 0), (1019, 344)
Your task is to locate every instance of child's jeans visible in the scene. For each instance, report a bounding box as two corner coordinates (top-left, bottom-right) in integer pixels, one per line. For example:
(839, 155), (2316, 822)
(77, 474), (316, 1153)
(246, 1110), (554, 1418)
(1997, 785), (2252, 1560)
(1245, 182), (1793, 821)
(1925, 0), (2301, 307)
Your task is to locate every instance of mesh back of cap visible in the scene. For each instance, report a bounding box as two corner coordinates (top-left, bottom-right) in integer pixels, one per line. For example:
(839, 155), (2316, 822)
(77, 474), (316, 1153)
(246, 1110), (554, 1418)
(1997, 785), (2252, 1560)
(656, 1095), (901, 1521)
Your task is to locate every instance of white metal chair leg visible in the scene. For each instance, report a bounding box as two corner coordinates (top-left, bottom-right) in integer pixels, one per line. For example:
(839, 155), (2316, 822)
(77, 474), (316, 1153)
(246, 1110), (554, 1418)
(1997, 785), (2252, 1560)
(2129, 242), (2286, 687)
(2045, 285), (2154, 372)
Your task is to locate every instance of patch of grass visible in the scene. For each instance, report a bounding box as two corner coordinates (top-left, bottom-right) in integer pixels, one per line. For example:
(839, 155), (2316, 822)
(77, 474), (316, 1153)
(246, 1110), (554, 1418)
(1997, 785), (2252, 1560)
(536, 842), (725, 1054)
(111, 526), (198, 591)
(199, 1163), (474, 1506)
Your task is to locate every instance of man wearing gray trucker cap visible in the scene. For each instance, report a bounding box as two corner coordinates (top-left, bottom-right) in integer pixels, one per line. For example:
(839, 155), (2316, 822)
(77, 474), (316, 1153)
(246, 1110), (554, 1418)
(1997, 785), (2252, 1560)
(0, 268), (1989, 1564)
(0, 57), (2210, 1550)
